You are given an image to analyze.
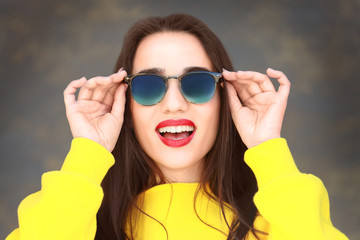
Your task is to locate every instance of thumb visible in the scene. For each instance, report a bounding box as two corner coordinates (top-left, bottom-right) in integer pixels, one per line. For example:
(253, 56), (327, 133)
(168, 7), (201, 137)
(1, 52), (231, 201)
(111, 84), (128, 121)
(226, 82), (243, 114)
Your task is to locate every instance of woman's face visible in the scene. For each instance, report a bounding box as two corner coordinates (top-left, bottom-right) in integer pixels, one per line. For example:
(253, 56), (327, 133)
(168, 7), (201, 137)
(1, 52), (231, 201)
(131, 32), (220, 182)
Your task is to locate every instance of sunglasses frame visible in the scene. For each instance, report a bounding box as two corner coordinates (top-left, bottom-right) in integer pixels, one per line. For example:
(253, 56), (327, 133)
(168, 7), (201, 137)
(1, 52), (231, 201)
(124, 71), (222, 105)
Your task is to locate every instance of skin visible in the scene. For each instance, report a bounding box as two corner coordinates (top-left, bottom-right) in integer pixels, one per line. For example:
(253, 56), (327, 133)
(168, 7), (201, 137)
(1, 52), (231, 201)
(130, 32), (220, 182)
(63, 32), (291, 183)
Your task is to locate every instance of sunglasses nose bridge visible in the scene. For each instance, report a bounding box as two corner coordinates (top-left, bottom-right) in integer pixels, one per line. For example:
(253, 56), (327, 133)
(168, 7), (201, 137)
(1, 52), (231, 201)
(159, 75), (190, 112)
(166, 76), (179, 81)
(164, 75), (181, 90)
(165, 75), (182, 88)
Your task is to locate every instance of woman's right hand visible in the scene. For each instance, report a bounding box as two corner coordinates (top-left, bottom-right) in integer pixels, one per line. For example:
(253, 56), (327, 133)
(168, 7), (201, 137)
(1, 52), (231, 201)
(63, 69), (128, 152)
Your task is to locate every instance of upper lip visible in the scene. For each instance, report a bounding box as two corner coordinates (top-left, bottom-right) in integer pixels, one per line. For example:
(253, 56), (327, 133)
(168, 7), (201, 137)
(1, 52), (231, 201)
(156, 119), (195, 130)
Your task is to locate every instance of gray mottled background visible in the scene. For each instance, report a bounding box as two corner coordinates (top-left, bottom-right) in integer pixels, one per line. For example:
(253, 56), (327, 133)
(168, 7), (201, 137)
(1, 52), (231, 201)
(1, 0), (359, 239)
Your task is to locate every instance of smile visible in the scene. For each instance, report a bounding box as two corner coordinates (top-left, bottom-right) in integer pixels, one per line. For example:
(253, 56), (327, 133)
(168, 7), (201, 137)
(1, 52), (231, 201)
(156, 119), (196, 147)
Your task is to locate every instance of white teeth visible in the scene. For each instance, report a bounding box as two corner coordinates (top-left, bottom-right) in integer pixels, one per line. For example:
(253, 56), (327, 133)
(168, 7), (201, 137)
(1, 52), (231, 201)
(158, 125), (194, 133)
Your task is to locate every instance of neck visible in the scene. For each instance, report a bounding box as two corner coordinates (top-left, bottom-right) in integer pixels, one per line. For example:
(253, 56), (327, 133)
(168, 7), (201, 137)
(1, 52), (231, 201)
(157, 161), (203, 183)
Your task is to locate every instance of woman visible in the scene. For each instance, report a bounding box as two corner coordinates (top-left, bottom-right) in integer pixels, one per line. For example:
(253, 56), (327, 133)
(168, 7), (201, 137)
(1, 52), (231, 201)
(6, 14), (347, 240)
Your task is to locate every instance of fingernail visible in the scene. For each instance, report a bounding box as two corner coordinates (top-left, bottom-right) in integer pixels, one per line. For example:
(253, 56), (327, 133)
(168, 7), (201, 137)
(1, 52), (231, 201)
(118, 67), (124, 72)
(222, 68), (230, 73)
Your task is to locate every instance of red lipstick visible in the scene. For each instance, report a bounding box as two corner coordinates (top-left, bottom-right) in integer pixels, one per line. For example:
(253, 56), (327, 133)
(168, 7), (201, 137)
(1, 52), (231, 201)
(156, 119), (196, 147)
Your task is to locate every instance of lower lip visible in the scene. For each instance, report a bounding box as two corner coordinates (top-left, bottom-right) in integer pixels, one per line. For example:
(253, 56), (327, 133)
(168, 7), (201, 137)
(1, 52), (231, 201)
(156, 130), (196, 147)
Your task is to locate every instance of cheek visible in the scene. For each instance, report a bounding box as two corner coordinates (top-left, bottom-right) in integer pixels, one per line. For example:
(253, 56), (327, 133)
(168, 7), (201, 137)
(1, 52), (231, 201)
(130, 100), (156, 150)
(201, 90), (221, 136)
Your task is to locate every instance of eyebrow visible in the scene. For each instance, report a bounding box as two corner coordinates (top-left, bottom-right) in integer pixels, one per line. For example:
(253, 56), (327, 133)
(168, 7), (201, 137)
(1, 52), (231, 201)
(138, 67), (164, 74)
(183, 66), (212, 73)
(137, 66), (212, 75)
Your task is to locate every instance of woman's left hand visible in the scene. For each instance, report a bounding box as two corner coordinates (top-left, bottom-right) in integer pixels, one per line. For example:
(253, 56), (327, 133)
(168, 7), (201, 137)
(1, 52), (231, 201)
(223, 68), (291, 148)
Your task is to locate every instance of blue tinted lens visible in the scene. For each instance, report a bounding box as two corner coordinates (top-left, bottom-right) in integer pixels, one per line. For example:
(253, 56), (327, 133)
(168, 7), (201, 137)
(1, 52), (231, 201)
(131, 75), (166, 106)
(181, 73), (215, 103)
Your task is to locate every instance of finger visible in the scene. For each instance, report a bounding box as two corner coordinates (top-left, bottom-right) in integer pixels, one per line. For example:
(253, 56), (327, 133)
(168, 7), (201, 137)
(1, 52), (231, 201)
(226, 82), (243, 114)
(75, 100), (111, 115)
(64, 77), (87, 107)
(266, 68), (291, 98)
(77, 77), (98, 101)
(91, 70), (127, 103)
(78, 70), (127, 102)
(89, 76), (113, 102)
(102, 85), (118, 106)
(111, 69), (127, 83)
(233, 83), (253, 103)
(111, 83), (128, 120)
(235, 73), (262, 96)
(223, 71), (260, 102)
(237, 71), (276, 92)
(223, 70), (276, 92)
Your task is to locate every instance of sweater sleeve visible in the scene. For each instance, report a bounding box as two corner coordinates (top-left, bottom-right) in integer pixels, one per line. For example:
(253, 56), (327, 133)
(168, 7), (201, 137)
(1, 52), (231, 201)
(245, 138), (348, 240)
(6, 138), (115, 240)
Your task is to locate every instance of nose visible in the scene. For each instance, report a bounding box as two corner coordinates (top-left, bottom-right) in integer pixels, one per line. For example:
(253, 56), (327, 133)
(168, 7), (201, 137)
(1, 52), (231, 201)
(160, 78), (189, 113)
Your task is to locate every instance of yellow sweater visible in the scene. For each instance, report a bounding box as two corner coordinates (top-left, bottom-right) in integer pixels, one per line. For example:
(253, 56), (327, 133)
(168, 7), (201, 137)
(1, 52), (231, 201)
(6, 138), (348, 240)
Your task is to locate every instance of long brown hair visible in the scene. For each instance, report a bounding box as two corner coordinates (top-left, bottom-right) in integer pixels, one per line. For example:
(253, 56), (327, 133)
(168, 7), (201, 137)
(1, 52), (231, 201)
(95, 14), (260, 240)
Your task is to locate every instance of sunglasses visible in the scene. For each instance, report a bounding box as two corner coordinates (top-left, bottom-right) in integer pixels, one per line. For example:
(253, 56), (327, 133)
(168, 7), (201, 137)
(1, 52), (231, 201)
(124, 71), (222, 106)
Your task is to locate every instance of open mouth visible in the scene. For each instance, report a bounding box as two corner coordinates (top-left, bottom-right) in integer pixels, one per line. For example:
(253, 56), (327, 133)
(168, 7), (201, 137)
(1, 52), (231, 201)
(158, 125), (194, 140)
(156, 119), (196, 147)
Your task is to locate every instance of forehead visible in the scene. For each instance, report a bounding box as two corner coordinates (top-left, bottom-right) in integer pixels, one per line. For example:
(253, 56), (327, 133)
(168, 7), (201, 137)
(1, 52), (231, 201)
(132, 32), (213, 74)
